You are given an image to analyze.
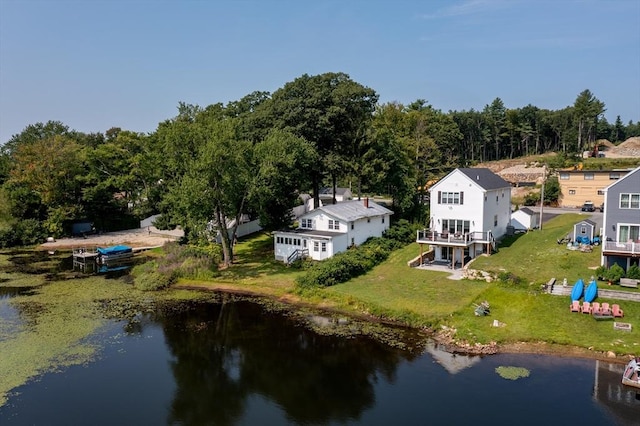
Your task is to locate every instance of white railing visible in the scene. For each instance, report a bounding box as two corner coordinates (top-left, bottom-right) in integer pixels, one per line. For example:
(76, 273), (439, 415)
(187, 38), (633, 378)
(416, 230), (492, 244)
(603, 241), (639, 255)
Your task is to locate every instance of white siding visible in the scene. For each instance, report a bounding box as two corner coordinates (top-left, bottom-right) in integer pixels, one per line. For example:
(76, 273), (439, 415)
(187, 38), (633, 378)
(482, 188), (511, 239)
(429, 170), (486, 234)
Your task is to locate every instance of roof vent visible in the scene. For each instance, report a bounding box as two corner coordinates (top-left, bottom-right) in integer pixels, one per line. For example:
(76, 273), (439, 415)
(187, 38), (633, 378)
(476, 175), (479, 180)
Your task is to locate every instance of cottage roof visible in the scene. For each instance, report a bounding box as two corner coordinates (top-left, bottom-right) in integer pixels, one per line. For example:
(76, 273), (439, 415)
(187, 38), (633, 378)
(312, 199), (393, 222)
(458, 168), (511, 191)
(576, 219), (596, 226)
(518, 207), (536, 216)
(319, 187), (351, 196)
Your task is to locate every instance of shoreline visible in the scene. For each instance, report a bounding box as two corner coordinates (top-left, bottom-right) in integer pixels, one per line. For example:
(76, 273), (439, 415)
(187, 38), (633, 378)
(174, 282), (633, 365)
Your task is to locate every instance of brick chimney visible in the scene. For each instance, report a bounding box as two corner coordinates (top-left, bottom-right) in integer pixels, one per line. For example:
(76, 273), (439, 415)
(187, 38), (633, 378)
(364, 197), (369, 208)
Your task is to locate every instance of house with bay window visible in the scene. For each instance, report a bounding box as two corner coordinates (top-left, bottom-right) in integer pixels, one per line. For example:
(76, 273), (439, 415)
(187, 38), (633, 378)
(416, 168), (512, 268)
(601, 166), (640, 272)
(274, 198), (393, 263)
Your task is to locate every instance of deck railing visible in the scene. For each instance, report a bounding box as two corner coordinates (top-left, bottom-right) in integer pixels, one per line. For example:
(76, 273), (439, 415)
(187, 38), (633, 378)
(287, 248), (309, 264)
(603, 241), (639, 255)
(416, 230), (492, 245)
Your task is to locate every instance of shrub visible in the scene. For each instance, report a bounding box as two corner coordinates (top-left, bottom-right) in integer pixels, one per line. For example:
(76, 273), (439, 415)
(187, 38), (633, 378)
(605, 264), (625, 283)
(594, 265), (607, 280)
(131, 261), (175, 291)
(625, 264), (640, 280)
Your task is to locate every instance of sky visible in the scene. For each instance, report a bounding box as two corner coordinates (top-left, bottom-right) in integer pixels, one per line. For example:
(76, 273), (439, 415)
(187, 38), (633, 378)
(1, 0), (639, 144)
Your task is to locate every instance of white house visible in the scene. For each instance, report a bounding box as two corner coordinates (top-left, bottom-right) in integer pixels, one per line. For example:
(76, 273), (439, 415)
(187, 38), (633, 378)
(318, 187), (353, 204)
(416, 168), (512, 268)
(274, 198), (393, 263)
(510, 207), (540, 231)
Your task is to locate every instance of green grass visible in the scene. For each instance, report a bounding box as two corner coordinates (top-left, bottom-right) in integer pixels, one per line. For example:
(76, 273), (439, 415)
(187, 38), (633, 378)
(326, 243), (491, 326)
(471, 213), (601, 285)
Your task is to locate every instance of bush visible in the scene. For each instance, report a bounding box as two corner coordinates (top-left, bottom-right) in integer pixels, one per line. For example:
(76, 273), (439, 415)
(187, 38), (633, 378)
(131, 261), (175, 291)
(605, 264), (625, 283)
(625, 264), (640, 280)
(295, 233), (405, 289)
(0, 219), (46, 247)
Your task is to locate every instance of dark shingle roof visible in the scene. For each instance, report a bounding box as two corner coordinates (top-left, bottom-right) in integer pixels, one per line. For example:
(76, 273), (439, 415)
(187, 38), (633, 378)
(458, 168), (511, 190)
(518, 207), (536, 215)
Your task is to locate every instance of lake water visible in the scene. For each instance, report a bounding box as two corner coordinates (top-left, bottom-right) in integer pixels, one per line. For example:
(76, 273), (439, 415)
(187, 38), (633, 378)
(0, 298), (638, 426)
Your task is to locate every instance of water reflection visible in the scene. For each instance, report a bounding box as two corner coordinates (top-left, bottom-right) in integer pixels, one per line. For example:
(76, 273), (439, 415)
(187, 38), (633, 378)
(1, 297), (638, 425)
(157, 300), (418, 425)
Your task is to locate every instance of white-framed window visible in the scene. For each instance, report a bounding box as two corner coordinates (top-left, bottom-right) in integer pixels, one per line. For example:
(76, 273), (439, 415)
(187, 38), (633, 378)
(301, 218), (314, 229)
(313, 241), (319, 252)
(382, 216), (385, 224)
(321, 242), (327, 252)
(620, 193), (640, 209)
(580, 227), (587, 235)
(609, 172), (620, 180)
(496, 195), (499, 203)
(438, 191), (464, 205)
(618, 224), (640, 242)
(584, 173), (594, 180)
(351, 223), (354, 230)
(441, 219), (470, 234)
(328, 219), (340, 230)
(569, 189), (576, 195)
(559, 172), (570, 180)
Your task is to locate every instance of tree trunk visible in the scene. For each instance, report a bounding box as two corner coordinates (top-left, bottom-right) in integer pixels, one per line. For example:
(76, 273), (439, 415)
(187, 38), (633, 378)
(216, 206), (232, 267)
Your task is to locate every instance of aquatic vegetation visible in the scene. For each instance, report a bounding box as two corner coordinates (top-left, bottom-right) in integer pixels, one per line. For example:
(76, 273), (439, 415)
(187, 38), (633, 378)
(495, 366), (530, 380)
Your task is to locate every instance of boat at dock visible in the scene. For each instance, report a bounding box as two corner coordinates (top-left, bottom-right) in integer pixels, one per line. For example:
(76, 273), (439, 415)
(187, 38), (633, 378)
(96, 245), (134, 264)
(621, 357), (640, 389)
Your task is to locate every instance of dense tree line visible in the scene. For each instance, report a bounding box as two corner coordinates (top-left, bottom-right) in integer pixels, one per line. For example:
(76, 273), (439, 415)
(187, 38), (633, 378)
(1, 72), (638, 257)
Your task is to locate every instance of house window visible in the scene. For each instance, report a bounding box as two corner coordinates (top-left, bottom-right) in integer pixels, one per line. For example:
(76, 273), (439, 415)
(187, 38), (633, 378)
(301, 219), (313, 228)
(484, 195), (487, 201)
(584, 173), (594, 180)
(620, 193), (640, 209)
(313, 241), (319, 252)
(442, 219), (470, 234)
(351, 238), (354, 246)
(494, 215), (498, 226)
(382, 216), (385, 224)
(277, 237), (282, 244)
(496, 195), (499, 204)
(437, 191), (464, 205)
(597, 190), (604, 195)
(559, 172), (569, 180)
(351, 223), (354, 230)
(328, 219), (340, 230)
(580, 227), (587, 235)
(321, 242), (327, 252)
(618, 225), (640, 242)
(367, 218), (370, 223)
(568, 190), (576, 195)
(609, 173), (620, 180)
(303, 240), (307, 248)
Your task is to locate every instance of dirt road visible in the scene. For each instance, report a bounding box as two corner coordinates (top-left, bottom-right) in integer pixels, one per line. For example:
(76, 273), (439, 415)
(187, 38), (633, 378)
(39, 227), (184, 250)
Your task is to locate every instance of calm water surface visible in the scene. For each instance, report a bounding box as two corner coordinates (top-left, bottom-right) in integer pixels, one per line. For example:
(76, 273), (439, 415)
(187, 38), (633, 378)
(1, 299), (638, 426)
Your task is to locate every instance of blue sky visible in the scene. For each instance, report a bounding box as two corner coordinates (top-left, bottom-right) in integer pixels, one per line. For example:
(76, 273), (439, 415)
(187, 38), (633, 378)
(1, 0), (639, 144)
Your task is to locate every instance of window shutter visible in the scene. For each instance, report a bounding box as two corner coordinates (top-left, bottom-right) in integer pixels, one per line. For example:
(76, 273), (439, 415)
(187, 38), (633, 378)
(460, 192), (464, 205)
(438, 191), (441, 204)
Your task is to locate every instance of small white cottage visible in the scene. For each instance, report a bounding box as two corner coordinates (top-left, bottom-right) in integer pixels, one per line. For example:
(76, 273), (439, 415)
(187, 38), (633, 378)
(510, 207), (540, 231)
(274, 198), (393, 263)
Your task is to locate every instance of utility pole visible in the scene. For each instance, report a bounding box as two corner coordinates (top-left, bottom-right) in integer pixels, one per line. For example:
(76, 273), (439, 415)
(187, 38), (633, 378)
(539, 166), (546, 230)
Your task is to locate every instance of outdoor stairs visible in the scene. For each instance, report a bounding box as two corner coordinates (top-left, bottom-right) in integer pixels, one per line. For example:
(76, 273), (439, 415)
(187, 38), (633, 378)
(287, 248), (309, 264)
(548, 281), (640, 302)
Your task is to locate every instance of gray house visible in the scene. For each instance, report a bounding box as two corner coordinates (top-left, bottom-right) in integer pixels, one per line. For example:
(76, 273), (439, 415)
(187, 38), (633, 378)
(601, 166), (640, 271)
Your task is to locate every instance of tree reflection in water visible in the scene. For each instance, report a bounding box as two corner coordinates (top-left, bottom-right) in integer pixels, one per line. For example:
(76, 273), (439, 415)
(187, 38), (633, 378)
(157, 298), (421, 425)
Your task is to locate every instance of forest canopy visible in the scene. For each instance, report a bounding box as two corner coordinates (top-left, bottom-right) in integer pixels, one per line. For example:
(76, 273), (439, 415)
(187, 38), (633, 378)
(1, 73), (638, 259)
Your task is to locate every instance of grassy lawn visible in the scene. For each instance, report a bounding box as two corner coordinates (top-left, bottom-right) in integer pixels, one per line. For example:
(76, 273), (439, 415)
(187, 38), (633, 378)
(326, 244), (491, 326)
(471, 213), (601, 285)
(176, 232), (303, 298)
